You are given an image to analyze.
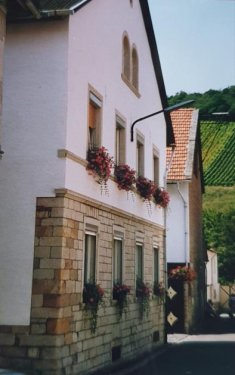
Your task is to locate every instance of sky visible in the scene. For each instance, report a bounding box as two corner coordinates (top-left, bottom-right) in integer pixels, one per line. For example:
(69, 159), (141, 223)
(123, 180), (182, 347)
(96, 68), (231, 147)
(148, 0), (235, 96)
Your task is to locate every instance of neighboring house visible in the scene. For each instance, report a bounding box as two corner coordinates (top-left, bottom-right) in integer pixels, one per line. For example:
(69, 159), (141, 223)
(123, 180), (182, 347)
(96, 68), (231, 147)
(166, 108), (206, 333)
(0, 1), (174, 374)
(206, 249), (220, 305)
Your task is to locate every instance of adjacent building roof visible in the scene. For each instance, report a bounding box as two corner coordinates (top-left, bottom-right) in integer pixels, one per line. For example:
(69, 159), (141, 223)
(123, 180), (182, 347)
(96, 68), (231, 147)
(167, 108), (199, 181)
(7, 0), (174, 146)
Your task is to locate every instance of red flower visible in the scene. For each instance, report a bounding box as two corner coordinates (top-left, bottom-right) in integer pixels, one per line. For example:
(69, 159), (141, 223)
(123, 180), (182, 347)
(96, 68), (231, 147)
(136, 176), (155, 201)
(114, 164), (136, 191)
(153, 187), (170, 208)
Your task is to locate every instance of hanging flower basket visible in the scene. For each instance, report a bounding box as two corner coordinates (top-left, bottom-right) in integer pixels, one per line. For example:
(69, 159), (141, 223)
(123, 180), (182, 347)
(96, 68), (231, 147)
(86, 146), (114, 193)
(136, 279), (151, 319)
(114, 164), (136, 192)
(153, 187), (170, 208)
(113, 283), (131, 318)
(153, 281), (165, 299)
(169, 266), (196, 282)
(83, 282), (105, 333)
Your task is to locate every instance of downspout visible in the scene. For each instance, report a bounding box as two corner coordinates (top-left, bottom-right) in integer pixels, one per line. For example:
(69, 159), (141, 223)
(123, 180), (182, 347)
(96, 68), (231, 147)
(177, 182), (189, 266)
(163, 144), (175, 343)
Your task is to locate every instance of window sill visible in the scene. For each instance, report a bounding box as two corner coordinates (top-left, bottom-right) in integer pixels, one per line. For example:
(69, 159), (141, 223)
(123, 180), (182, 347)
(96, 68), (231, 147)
(121, 73), (141, 98)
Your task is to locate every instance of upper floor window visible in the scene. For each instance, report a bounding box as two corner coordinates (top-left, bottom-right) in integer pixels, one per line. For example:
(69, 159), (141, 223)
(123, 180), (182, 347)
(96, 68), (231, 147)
(123, 35), (131, 81)
(115, 114), (126, 165)
(88, 90), (102, 149)
(153, 147), (160, 185)
(122, 33), (140, 97)
(132, 47), (139, 90)
(136, 133), (144, 177)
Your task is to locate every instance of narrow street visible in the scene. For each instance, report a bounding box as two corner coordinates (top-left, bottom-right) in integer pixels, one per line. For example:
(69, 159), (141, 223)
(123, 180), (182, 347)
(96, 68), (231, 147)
(126, 317), (235, 375)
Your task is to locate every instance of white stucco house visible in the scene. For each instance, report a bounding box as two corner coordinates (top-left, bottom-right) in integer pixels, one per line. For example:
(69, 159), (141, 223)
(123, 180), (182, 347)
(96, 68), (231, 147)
(166, 109), (206, 333)
(0, 1), (175, 373)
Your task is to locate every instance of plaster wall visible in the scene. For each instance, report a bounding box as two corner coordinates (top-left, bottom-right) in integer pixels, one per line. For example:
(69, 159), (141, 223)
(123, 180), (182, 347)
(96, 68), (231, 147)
(0, 20), (68, 324)
(65, 0), (166, 224)
(166, 182), (190, 263)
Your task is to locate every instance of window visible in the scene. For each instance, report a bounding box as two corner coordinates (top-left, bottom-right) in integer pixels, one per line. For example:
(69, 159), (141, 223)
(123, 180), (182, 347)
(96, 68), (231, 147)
(153, 246), (159, 287)
(132, 47), (139, 90)
(136, 243), (143, 283)
(88, 91), (102, 149)
(123, 35), (130, 81)
(84, 232), (96, 283)
(136, 133), (144, 176)
(153, 148), (159, 185)
(121, 34), (140, 97)
(115, 115), (126, 165)
(113, 237), (123, 285)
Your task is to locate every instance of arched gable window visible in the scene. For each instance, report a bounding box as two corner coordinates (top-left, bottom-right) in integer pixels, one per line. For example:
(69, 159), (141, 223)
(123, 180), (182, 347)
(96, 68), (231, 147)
(132, 46), (139, 90)
(123, 35), (130, 81)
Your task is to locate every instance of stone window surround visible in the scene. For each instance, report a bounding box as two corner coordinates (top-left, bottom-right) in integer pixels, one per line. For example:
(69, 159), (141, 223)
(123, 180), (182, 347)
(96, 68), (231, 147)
(121, 32), (140, 98)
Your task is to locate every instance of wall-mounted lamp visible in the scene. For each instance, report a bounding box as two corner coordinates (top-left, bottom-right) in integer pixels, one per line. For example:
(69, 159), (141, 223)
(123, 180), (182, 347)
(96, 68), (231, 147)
(130, 100), (195, 142)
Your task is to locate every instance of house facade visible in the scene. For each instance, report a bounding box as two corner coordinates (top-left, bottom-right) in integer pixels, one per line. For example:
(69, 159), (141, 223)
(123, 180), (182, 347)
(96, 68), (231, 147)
(166, 109), (206, 333)
(0, 1), (174, 374)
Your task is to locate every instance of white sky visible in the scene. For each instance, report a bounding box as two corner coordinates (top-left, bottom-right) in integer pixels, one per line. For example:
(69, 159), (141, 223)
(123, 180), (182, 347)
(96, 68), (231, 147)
(148, 0), (235, 95)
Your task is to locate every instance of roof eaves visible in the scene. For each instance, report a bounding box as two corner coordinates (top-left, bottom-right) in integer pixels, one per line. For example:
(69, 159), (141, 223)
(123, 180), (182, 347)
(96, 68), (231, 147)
(139, 0), (175, 147)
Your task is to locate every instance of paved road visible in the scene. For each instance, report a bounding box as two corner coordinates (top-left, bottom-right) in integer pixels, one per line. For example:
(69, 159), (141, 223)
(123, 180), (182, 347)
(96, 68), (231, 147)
(128, 333), (235, 375)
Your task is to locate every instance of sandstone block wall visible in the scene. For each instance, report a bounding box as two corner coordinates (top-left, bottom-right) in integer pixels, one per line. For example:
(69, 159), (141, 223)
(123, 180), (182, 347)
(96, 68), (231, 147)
(0, 190), (165, 374)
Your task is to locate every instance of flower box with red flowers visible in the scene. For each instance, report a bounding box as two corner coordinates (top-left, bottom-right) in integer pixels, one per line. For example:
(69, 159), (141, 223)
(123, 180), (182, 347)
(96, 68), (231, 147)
(153, 187), (170, 208)
(136, 176), (155, 201)
(169, 266), (196, 282)
(86, 146), (114, 186)
(83, 282), (105, 333)
(114, 164), (136, 192)
(113, 283), (131, 317)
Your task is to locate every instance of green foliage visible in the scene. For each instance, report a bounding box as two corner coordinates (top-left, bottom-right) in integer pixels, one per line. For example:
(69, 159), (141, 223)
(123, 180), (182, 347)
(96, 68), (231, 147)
(168, 86), (235, 116)
(201, 121), (235, 186)
(203, 187), (235, 283)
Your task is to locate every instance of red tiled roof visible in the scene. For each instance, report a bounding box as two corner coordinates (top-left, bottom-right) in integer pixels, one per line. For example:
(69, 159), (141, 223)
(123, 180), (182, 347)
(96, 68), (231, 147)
(167, 108), (196, 181)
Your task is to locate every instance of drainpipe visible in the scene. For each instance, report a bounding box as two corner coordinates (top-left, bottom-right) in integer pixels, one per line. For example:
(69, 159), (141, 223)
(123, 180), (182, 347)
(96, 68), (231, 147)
(177, 182), (189, 266)
(163, 145), (175, 343)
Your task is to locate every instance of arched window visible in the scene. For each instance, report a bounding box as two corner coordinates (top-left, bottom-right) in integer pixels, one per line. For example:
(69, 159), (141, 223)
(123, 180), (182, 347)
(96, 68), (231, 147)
(123, 35), (130, 80)
(132, 47), (139, 90)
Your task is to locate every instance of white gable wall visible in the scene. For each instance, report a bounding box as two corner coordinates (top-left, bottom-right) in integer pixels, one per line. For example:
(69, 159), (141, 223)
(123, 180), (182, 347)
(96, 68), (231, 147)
(0, 20), (68, 324)
(166, 182), (190, 263)
(0, 0), (168, 325)
(65, 0), (167, 223)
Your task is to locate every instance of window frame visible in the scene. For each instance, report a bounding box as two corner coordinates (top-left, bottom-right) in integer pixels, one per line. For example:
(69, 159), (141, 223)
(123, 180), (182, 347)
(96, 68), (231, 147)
(84, 231), (97, 284)
(153, 246), (160, 289)
(113, 236), (123, 286)
(153, 146), (160, 185)
(115, 113), (126, 165)
(87, 87), (103, 150)
(136, 132), (145, 177)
